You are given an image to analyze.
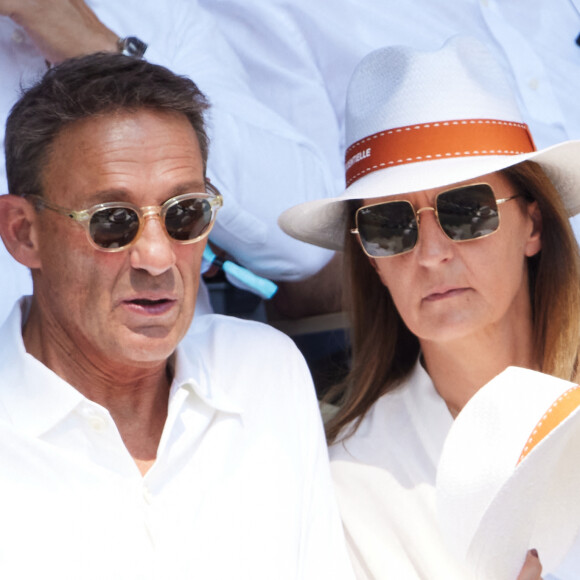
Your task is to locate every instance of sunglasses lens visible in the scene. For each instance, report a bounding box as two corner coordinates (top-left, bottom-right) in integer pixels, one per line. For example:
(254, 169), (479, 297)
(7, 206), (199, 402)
(165, 197), (212, 241)
(436, 184), (499, 241)
(357, 201), (418, 257)
(90, 207), (140, 249)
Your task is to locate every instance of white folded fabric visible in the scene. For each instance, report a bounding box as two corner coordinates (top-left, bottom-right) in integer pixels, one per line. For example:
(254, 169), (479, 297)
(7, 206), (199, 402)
(437, 366), (580, 580)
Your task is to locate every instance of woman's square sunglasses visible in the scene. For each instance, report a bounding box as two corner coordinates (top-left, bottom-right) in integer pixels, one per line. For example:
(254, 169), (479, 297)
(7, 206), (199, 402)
(351, 183), (520, 258)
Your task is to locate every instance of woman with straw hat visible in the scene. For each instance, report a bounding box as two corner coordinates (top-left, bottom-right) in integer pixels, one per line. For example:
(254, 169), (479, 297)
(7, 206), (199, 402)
(279, 36), (580, 579)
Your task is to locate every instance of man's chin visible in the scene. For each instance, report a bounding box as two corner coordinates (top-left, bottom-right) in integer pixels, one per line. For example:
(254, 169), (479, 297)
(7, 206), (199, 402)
(113, 327), (183, 366)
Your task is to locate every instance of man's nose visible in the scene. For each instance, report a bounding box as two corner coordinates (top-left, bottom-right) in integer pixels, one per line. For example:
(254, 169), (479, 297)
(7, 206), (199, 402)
(129, 214), (176, 276)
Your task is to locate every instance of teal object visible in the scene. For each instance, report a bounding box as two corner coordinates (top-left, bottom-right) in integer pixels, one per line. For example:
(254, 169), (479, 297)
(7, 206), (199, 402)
(203, 246), (278, 300)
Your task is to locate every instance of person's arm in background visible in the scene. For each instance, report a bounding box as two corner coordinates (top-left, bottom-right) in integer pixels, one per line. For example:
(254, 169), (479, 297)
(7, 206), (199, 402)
(0, 0), (118, 63)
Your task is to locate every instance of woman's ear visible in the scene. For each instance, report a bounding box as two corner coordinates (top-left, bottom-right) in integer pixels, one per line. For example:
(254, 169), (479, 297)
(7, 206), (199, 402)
(524, 200), (542, 258)
(0, 195), (42, 269)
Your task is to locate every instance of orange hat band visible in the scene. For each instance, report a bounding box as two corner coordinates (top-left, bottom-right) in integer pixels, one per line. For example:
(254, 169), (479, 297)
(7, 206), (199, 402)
(345, 119), (536, 187)
(517, 384), (580, 465)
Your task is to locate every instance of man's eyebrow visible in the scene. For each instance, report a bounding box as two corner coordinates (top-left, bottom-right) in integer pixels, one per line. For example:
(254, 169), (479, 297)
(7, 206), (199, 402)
(82, 181), (207, 206)
(170, 181), (207, 196)
(84, 189), (131, 205)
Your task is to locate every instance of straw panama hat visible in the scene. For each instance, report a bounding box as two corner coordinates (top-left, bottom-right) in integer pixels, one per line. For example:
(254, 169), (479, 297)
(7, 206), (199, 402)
(436, 366), (580, 580)
(278, 36), (580, 251)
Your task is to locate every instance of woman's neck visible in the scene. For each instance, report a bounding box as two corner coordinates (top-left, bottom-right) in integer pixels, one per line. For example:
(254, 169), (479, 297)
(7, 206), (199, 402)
(420, 321), (537, 418)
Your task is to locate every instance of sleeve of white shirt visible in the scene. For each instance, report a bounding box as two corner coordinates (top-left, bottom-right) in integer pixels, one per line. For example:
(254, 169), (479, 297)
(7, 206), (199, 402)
(186, 314), (355, 578)
(288, 345), (355, 579)
(258, 330), (354, 579)
(98, 0), (335, 282)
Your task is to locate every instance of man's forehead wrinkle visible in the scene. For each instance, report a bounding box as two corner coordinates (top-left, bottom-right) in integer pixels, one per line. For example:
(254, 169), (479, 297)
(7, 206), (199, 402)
(39, 109), (206, 212)
(76, 160), (205, 204)
(94, 150), (201, 174)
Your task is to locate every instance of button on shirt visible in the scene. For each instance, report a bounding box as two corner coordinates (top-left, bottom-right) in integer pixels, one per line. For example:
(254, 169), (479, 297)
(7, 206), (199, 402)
(0, 300), (353, 579)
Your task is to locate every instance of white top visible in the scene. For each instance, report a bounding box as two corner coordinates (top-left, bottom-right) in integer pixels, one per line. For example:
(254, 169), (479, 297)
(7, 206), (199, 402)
(204, 0), (580, 180)
(0, 0), (336, 326)
(329, 360), (579, 579)
(0, 300), (353, 580)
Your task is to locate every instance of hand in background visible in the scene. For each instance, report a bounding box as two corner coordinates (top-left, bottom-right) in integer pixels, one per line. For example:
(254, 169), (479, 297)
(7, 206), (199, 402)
(0, 0), (117, 63)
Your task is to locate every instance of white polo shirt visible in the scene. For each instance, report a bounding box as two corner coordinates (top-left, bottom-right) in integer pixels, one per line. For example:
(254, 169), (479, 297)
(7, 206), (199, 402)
(0, 299), (353, 580)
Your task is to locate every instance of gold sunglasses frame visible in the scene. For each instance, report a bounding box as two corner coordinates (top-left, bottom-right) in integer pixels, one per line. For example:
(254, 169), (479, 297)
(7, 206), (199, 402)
(350, 182), (520, 259)
(25, 181), (223, 252)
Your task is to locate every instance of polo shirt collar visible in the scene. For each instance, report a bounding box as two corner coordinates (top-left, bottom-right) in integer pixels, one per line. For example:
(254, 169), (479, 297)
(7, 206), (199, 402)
(171, 339), (244, 415)
(0, 299), (86, 437)
(0, 299), (242, 439)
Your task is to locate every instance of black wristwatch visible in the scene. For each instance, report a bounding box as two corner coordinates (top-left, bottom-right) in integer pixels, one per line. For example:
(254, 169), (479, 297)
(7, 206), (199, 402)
(117, 36), (148, 59)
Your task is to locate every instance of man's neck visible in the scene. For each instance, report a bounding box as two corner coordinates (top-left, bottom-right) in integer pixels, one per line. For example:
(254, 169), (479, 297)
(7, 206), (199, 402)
(22, 304), (172, 476)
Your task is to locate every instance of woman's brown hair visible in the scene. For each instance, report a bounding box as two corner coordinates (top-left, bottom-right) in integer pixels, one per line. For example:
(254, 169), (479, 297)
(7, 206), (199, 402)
(325, 161), (580, 443)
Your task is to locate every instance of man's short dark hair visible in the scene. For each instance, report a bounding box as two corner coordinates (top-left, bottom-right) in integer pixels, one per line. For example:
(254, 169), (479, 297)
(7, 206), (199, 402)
(5, 52), (210, 197)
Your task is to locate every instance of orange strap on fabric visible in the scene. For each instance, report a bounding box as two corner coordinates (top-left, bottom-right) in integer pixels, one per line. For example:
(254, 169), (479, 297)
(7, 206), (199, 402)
(517, 385), (580, 465)
(345, 119), (536, 187)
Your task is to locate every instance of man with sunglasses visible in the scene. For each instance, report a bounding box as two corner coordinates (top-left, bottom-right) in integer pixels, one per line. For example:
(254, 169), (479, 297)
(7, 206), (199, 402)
(0, 0), (340, 327)
(0, 53), (352, 579)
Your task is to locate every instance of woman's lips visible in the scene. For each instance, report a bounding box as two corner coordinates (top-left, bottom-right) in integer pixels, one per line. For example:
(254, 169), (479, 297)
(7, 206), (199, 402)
(423, 287), (468, 302)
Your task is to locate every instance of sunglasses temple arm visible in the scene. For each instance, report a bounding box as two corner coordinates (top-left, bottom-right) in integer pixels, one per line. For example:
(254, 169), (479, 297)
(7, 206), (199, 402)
(202, 246), (278, 300)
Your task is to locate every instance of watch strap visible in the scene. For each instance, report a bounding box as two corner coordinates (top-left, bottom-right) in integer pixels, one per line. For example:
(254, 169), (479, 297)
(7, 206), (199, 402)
(117, 36), (148, 59)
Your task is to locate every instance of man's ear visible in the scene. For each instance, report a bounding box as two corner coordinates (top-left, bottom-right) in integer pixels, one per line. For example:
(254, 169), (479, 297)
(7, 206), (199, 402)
(524, 200), (542, 258)
(0, 195), (42, 268)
